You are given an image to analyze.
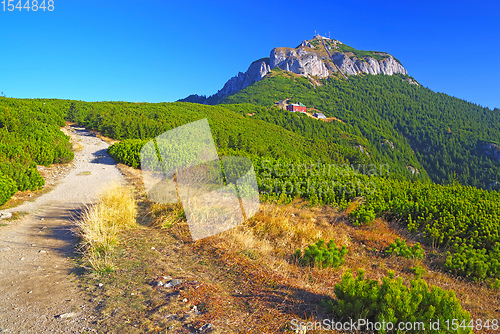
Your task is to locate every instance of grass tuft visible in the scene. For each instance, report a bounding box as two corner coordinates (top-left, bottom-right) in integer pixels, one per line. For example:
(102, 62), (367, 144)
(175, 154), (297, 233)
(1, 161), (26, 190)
(76, 183), (137, 272)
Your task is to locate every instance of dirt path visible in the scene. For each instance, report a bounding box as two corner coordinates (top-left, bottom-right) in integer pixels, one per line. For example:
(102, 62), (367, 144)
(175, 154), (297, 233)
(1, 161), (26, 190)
(0, 126), (124, 334)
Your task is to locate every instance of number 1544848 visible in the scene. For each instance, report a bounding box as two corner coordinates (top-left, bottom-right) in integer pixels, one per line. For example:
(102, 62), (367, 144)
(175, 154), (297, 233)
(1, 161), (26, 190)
(1, 0), (54, 11)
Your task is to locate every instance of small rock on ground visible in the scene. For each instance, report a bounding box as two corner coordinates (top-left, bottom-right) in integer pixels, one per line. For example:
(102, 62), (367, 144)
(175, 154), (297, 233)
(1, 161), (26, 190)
(165, 279), (182, 288)
(0, 212), (12, 219)
(56, 312), (78, 319)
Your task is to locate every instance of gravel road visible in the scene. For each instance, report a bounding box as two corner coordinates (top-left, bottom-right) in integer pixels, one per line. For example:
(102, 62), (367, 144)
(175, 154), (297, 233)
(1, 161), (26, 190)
(0, 126), (124, 333)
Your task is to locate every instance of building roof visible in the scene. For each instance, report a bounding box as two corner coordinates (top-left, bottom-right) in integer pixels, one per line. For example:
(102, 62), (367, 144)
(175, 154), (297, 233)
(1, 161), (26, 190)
(297, 102), (306, 107)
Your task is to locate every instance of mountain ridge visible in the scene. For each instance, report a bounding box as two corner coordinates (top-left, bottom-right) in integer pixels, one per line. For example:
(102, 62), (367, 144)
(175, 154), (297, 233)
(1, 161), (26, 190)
(179, 35), (408, 104)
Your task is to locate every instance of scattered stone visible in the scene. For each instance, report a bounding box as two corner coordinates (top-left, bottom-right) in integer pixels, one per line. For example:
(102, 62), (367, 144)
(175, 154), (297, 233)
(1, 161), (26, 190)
(38, 250), (47, 254)
(98, 283), (103, 287)
(156, 281), (164, 287)
(30, 244), (36, 247)
(40, 218), (44, 221)
(0, 212), (12, 219)
(182, 298), (188, 303)
(27, 291), (32, 294)
(165, 279), (182, 288)
(199, 323), (213, 332)
(150, 247), (155, 250)
(19, 257), (25, 261)
(57, 312), (77, 319)
(0, 247), (11, 252)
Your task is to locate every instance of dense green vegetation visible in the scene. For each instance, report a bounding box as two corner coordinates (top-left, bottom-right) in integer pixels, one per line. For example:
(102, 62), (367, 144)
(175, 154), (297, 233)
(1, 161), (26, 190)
(0, 173), (16, 205)
(222, 102), (426, 181)
(0, 98), (73, 205)
(0, 96), (420, 206)
(70, 100), (422, 183)
(253, 157), (500, 281)
(295, 239), (348, 268)
(386, 238), (425, 260)
(67, 100), (364, 165)
(324, 270), (471, 333)
(221, 71), (500, 190)
(107, 139), (148, 169)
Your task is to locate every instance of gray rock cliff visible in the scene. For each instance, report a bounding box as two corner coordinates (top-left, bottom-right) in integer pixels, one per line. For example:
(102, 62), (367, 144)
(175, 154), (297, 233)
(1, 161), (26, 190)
(213, 58), (271, 101)
(186, 36), (409, 103)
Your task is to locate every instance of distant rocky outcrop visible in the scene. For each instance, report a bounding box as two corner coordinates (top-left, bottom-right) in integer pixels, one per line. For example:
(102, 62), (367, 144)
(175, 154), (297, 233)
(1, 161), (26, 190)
(179, 35), (409, 104)
(177, 94), (208, 104)
(270, 48), (330, 78)
(407, 166), (420, 175)
(381, 140), (395, 150)
(213, 58), (271, 102)
(331, 52), (406, 76)
(482, 143), (500, 162)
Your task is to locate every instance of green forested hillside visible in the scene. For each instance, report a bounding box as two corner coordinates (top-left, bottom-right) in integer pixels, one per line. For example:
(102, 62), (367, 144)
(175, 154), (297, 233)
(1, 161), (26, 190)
(221, 70), (500, 189)
(0, 97), (425, 206)
(66, 100), (367, 164)
(222, 103), (427, 180)
(0, 98), (73, 205)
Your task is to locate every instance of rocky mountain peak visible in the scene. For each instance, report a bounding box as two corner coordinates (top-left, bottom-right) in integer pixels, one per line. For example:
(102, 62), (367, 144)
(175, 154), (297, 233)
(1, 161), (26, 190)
(179, 36), (408, 104)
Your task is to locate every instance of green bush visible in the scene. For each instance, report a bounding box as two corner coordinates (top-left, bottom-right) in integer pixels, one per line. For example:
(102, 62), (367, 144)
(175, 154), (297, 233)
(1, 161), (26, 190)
(0, 98), (73, 201)
(107, 139), (147, 169)
(349, 206), (376, 225)
(410, 265), (427, 278)
(386, 238), (424, 260)
(0, 162), (45, 192)
(445, 244), (500, 280)
(295, 239), (348, 268)
(0, 172), (16, 205)
(325, 270), (471, 333)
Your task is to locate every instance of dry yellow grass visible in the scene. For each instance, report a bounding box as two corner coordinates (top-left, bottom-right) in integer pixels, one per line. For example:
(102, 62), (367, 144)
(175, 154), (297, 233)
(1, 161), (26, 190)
(344, 196), (365, 215)
(76, 183), (137, 271)
(205, 202), (500, 321)
(209, 202), (347, 268)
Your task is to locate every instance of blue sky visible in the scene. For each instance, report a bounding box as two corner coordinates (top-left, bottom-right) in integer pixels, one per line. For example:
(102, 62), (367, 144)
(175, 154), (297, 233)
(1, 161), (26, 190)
(0, 0), (499, 109)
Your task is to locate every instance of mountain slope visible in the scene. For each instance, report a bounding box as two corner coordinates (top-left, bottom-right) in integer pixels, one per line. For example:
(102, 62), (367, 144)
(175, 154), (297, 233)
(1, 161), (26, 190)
(66, 100), (373, 165)
(221, 71), (500, 189)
